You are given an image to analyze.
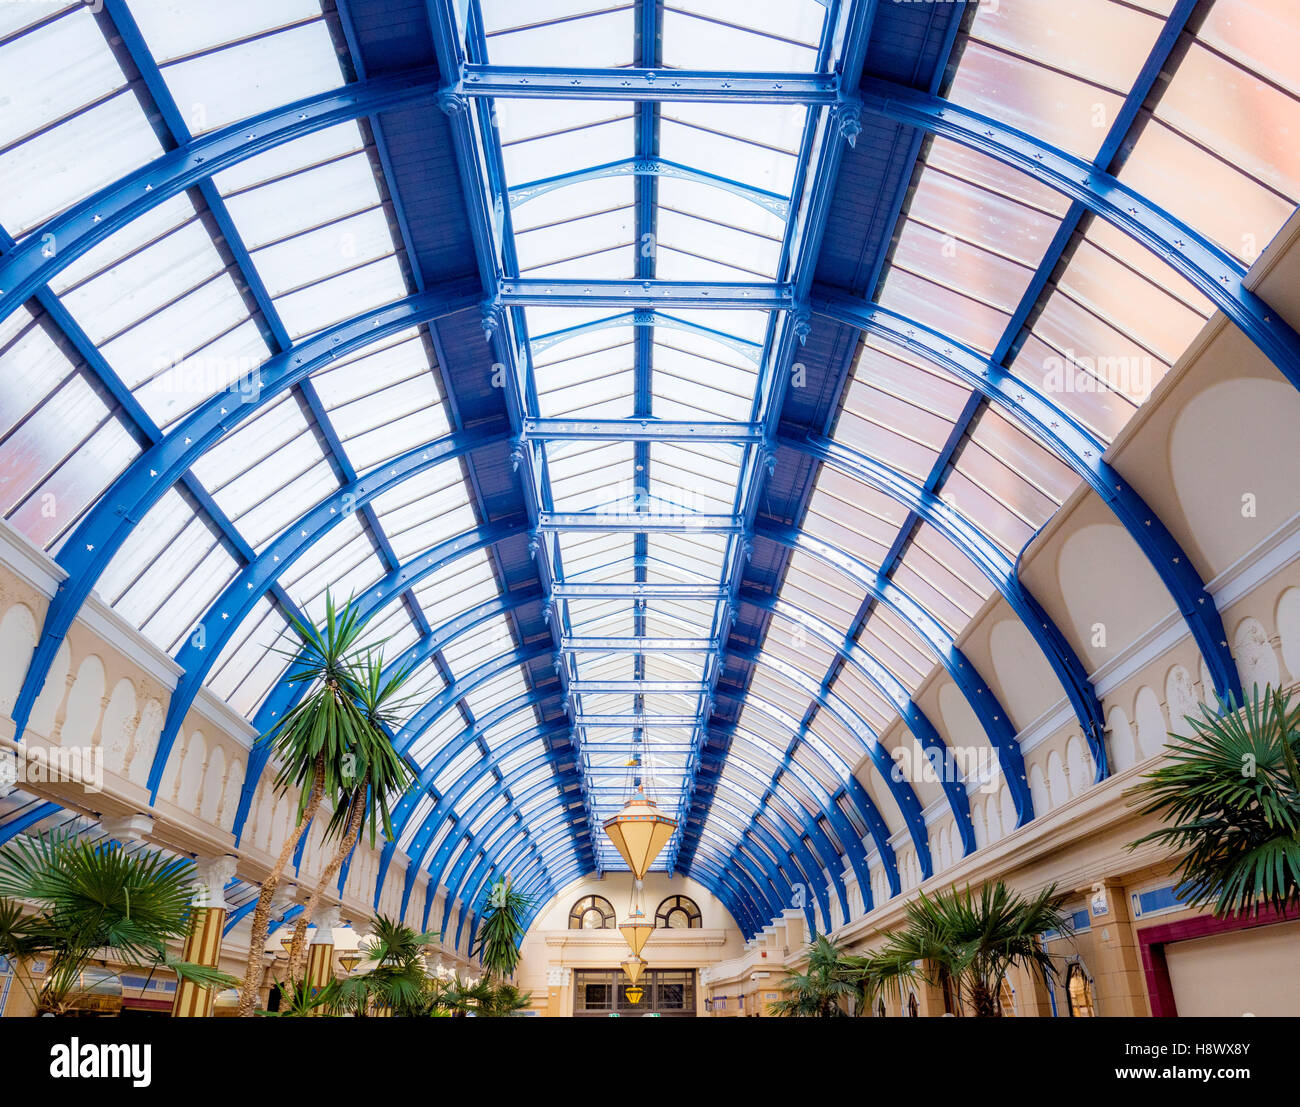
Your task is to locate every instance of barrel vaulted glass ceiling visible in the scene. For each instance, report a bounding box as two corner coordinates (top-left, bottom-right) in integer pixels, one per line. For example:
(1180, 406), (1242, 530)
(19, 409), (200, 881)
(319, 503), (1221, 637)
(1, 0), (1298, 938)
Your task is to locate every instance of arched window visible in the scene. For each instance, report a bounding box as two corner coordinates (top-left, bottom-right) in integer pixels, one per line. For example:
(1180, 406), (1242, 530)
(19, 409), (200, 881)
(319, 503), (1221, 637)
(907, 991), (919, 1018)
(1066, 963), (1096, 1018)
(568, 895), (615, 930)
(655, 895), (702, 929)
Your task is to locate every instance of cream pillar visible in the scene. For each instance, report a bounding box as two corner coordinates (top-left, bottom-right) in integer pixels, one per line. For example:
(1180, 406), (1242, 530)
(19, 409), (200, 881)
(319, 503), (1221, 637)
(172, 855), (238, 1017)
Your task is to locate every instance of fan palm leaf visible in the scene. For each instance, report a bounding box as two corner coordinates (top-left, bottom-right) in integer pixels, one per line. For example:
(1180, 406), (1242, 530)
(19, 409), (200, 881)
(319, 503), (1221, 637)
(1128, 685), (1300, 917)
(0, 833), (238, 1014)
(873, 881), (1069, 1016)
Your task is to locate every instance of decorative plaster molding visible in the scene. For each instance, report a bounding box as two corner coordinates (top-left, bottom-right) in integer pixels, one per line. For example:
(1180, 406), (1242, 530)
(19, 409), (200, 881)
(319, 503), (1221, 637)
(100, 812), (154, 843)
(0, 517), (65, 598)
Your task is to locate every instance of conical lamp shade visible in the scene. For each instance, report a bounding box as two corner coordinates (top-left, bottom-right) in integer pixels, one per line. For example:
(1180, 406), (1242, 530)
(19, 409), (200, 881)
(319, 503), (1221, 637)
(603, 790), (676, 879)
(619, 909), (655, 958)
(621, 955), (646, 986)
(625, 985), (644, 1005)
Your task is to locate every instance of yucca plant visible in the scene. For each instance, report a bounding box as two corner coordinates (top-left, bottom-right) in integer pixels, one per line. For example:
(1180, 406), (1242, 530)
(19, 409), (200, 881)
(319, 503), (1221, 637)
(471, 875), (532, 981)
(872, 881), (1069, 1017)
(770, 934), (867, 1017)
(284, 650), (416, 982)
(237, 591), (374, 1016)
(0, 832), (238, 1015)
(1128, 685), (1300, 917)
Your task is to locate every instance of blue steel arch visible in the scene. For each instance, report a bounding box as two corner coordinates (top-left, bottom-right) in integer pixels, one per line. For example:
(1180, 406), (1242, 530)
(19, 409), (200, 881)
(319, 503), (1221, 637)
(782, 434), (1109, 780)
(407, 751), (575, 916)
(159, 457), (953, 897)
(7, 2), (1287, 943)
(702, 719), (897, 900)
(416, 719), (839, 933)
(144, 431), (514, 799)
(384, 665), (863, 935)
(692, 748), (872, 911)
(734, 593), (977, 858)
(398, 713), (840, 931)
(855, 80), (1300, 397)
(726, 645), (937, 876)
(814, 296), (1244, 707)
(379, 626), (900, 913)
(752, 522), (1032, 826)
(694, 708), (879, 921)
(8, 284), (480, 743)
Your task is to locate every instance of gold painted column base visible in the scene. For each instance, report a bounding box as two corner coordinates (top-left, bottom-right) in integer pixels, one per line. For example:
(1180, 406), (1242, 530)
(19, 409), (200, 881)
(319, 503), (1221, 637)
(172, 906), (226, 1017)
(304, 941), (335, 1016)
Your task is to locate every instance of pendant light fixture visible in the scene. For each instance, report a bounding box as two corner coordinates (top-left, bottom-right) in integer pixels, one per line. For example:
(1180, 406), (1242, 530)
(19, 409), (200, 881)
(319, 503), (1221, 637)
(603, 786), (676, 880)
(618, 906), (655, 958)
(620, 954), (646, 986)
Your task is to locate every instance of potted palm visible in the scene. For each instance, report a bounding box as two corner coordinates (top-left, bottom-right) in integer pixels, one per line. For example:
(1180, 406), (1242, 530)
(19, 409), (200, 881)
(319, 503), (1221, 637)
(0, 832), (238, 1015)
(1128, 685), (1300, 916)
(236, 591), (375, 1016)
(872, 881), (1070, 1017)
(770, 934), (881, 1017)
(335, 915), (436, 1017)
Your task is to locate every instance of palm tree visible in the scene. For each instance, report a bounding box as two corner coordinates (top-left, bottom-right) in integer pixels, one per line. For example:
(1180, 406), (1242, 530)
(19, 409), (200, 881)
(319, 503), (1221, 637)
(873, 881), (1069, 1017)
(480, 980), (533, 1017)
(335, 915), (435, 1017)
(0, 832), (237, 1015)
(472, 875), (532, 981)
(237, 591), (374, 1016)
(770, 934), (869, 1017)
(284, 651), (416, 982)
(1128, 685), (1300, 917)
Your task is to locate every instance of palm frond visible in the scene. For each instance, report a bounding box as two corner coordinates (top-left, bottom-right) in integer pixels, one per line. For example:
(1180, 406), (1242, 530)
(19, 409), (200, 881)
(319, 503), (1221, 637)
(1128, 685), (1300, 915)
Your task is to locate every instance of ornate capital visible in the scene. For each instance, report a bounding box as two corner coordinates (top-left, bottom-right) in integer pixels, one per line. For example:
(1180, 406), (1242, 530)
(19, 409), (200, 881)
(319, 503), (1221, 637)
(193, 854), (238, 910)
(312, 902), (342, 940)
(100, 812), (154, 844)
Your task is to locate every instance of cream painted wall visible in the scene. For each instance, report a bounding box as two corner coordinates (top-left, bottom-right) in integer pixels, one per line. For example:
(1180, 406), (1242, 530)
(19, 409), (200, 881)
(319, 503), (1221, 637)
(1164, 920), (1300, 1017)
